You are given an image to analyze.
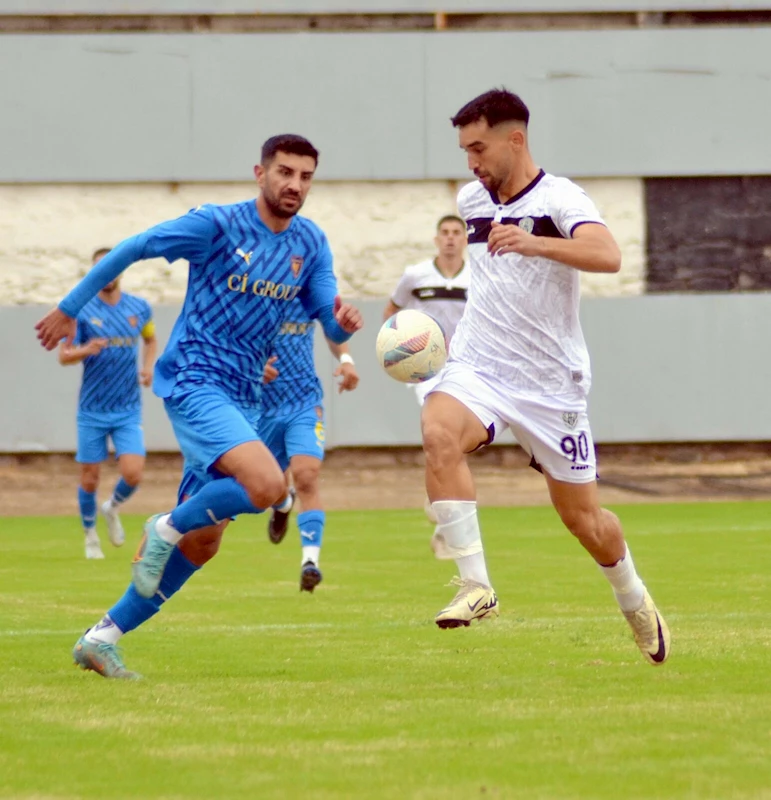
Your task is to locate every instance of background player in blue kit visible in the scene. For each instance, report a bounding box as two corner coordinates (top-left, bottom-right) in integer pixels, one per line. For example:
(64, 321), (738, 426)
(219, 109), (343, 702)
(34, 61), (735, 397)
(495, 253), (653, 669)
(35, 134), (363, 678)
(58, 247), (157, 559)
(262, 296), (360, 592)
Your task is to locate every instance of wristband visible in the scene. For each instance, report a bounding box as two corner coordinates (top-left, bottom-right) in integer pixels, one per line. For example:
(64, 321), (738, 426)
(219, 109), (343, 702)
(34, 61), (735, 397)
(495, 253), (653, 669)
(338, 353), (355, 366)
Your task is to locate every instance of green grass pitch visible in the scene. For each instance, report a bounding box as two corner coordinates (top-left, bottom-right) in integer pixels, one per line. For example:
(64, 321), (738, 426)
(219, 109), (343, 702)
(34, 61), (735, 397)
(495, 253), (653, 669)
(1, 502), (770, 799)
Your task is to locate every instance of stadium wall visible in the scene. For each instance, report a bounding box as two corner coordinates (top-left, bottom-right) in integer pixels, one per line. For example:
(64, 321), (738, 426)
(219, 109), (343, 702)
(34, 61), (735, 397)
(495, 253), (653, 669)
(4, 295), (771, 453)
(1, 29), (770, 182)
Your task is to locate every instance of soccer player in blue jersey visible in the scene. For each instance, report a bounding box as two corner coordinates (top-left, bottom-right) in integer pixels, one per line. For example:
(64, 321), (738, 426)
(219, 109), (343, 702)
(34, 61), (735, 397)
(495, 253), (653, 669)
(35, 134), (362, 678)
(261, 297), (360, 591)
(59, 247), (157, 559)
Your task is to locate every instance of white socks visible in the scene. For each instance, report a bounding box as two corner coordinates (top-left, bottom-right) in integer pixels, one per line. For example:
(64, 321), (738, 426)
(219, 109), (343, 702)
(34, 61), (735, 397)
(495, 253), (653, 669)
(431, 500), (491, 587)
(155, 514), (184, 546)
(84, 615), (123, 645)
(599, 545), (646, 612)
(302, 546), (320, 566)
(274, 493), (293, 513)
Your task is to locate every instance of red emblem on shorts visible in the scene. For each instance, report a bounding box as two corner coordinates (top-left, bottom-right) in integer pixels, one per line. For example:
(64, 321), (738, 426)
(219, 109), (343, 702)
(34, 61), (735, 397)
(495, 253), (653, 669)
(291, 256), (304, 278)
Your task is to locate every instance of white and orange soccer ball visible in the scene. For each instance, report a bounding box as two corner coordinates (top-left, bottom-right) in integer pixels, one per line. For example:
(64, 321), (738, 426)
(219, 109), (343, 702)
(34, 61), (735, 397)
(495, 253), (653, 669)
(376, 309), (447, 384)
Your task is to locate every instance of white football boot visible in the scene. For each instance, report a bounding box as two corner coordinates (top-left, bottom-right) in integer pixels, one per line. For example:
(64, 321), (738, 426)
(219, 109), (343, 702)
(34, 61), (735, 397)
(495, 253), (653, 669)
(435, 577), (499, 628)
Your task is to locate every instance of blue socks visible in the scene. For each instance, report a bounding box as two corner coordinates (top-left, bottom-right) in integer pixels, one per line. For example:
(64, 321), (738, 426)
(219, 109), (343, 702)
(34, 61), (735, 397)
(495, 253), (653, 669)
(107, 546), (200, 634)
(297, 510), (325, 547)
(78, 486), (96, 530)
(111, 477), (137, 505)
(170, 477), (263, 534)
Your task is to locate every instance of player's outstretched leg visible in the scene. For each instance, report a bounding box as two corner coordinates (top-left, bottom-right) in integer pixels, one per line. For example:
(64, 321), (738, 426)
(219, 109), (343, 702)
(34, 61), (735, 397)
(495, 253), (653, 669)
(75, 541), (209, 678)
(268, 486), (295, 544)
(547, 476), (670, 665)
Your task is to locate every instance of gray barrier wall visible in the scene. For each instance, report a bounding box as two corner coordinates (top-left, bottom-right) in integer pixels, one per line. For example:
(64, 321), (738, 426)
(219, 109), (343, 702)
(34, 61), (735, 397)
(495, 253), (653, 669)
(2, 29), (770, 182)
(4, 294), (771, 453)
(2, 1), (769, 13)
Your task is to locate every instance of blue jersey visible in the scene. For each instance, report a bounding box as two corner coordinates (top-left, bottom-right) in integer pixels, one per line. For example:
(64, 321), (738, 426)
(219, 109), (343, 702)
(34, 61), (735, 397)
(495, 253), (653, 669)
(261, 298), (321, 416)
(59, 200), (342, 410)
(74, 293), (153, 414)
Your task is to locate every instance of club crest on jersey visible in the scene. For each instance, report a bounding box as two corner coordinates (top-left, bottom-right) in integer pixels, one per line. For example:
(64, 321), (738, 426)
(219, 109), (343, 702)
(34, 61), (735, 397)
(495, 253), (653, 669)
(518, 217), (535, 234)
(290, 255), (304, 278)
(236, 248), (253, 266)
(562, 412), (578, 429)
(127, 315), (138, 328)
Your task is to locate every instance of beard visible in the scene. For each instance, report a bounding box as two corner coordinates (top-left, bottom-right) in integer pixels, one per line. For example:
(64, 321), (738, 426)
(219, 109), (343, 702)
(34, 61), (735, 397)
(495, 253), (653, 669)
(263, 186), (304, 219)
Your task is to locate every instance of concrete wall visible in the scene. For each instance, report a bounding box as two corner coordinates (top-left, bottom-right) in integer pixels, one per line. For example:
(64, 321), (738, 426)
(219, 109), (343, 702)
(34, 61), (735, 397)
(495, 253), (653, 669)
(3, 29), (771, 181)
(0, 178), (645, 306)
(4, 295), (771, 453)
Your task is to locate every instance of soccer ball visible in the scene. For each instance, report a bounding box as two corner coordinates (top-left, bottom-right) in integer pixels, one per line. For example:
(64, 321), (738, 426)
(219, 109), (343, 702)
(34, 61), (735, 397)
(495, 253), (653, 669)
(376, 309), (447, 384)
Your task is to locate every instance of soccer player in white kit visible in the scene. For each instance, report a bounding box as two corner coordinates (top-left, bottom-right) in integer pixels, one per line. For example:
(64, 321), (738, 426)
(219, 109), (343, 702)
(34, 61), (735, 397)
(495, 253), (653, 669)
(383, 215), (470, 406)
(422, 88), (670, 666)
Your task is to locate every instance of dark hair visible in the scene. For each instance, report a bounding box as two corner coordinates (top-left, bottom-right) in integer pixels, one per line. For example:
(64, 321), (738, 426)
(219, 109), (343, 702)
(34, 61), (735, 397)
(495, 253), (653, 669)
(437, 215), (465, 230)
(92, 247), (111, 261)
(261, 134), (319, 166)
(451, 88), (530, 129)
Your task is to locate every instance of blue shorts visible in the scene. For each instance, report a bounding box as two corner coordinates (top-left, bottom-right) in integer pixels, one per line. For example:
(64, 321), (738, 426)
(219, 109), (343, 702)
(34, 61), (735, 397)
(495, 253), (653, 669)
(259, 403), (325, 473)
(76, 409), (145, 464)
(165, 383), (262, 487)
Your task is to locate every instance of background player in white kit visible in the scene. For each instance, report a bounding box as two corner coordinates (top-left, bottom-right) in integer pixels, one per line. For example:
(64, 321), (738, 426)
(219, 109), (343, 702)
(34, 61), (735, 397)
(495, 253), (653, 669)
(383, 215), (469, 406)
(421, 88), (670, 666)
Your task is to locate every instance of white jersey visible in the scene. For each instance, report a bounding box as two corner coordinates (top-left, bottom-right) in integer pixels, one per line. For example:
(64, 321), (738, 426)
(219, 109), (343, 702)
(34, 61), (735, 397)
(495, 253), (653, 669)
(391, 258), (470, 344)
(451, 170), (605, 403)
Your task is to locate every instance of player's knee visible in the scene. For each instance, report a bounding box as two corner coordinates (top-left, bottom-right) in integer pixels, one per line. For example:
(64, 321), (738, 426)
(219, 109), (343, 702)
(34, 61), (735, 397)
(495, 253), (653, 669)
(121, 467), (143, 486)
(242, 473), (286, 511)
(80, 466), (100, 493)
(422, 418), (463, 465)
(292, 466), (319, 497)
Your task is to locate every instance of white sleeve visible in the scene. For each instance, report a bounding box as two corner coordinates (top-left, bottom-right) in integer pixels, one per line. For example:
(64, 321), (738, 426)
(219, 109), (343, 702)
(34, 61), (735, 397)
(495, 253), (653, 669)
(391, 269), (415, 308)
(552, 180), (606, 239)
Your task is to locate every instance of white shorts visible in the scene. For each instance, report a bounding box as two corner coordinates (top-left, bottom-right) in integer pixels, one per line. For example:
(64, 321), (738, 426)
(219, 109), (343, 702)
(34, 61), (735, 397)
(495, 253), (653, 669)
(427, 361), (596, 484)
(410, 371), (445, 407)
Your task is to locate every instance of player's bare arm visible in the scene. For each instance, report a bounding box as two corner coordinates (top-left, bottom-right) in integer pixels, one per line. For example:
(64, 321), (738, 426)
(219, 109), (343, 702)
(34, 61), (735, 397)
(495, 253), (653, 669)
(487, 220), (621, 273)
(382, 299), (401, 321)
(327, 341), (360, 393)
(139, 332), (158, 387)
(58, 337), (108, 365)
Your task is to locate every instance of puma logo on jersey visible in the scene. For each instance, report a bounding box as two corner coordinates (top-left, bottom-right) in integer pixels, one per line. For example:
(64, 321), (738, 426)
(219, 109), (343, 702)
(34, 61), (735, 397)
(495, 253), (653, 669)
(236, 248), (253, 266)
